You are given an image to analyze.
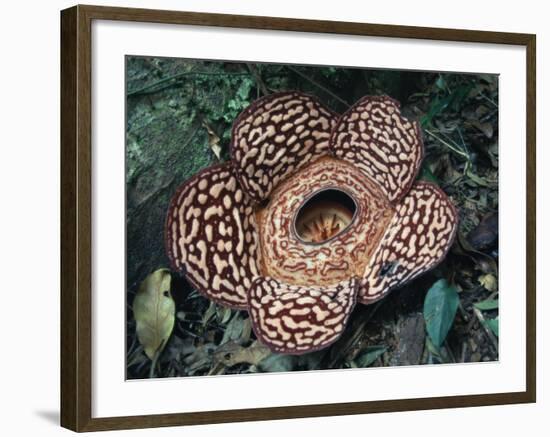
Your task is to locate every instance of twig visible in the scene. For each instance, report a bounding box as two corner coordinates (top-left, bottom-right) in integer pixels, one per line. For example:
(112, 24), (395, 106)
(456, 126), (468, 152)
(246, 64), (268, 96)
(461, 341), (467, 363)
(149, 350), (160, 378)
(127, 71), (250, 97)
(149, 339), (165, 378)
(425, 129), (470, 160)
(444, 340), (456, 363)
(126, 343), (145, 367)
(440, 127), (470, 157)
(481, 94), (498, 109)
(177, 322), (201, 339)
(178, 316), (225, 333)
(473, 307), (499, 353)
(327, 299), (385, 368)
(438, 73), (452, 94)
(286, 66), (350, 107)
(126, 334), (138, 358)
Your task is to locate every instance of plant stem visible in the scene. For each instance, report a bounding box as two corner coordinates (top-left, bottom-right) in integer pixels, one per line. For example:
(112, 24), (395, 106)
(326, 299), (385, 368)
(425, 129), (470, 160)
(127, 71), (250, 97)
(444, 339), (456, 363)
(149, 339), (165, 378)
(286, 66), (350, 107)
(246, 64), (268, 96)
(473, 307), (499, 353)
(481, 94), (498, 108)
(149, 350), (160, 378)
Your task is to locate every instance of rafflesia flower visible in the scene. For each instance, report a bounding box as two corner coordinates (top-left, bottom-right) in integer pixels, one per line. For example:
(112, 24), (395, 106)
(165, 92), (458, 355)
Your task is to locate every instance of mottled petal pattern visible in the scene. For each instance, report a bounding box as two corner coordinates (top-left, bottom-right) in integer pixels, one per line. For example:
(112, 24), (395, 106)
(248, 277), (358, 354)
(358, 181), (458, 304)
(231, 91), (338, 202)
(165, 163), (260, 309)
(330, 95), (423, 203)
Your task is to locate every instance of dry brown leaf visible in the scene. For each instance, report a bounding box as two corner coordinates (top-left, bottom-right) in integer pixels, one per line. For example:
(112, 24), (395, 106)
(202, 300), (216, 326)
(467, 212), (498, 250)
(213, 341), (272, 367)
(202, 121), (222, 159)
(471, 120), (494, 138)
(184, 343), (216, 373)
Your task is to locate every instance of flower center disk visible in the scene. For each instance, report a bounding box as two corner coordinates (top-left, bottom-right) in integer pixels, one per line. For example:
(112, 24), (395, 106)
(255, 156), (395, 287)
(294, 189), (356, 244)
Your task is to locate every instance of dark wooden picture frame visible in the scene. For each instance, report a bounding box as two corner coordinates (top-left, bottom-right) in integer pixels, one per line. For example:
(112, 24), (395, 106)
(60, 4), (536, 432)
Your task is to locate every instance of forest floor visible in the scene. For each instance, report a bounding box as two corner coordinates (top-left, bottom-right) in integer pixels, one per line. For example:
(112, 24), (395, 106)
(126, 57), (499, 378)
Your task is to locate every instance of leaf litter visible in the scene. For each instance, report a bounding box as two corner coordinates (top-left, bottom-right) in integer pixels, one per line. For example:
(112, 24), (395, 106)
(126, 58), (499, 378)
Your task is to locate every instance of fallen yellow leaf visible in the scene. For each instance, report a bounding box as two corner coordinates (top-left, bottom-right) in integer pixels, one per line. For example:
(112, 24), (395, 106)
(478, 273), (498, 292)
(133, 269), (175, 361)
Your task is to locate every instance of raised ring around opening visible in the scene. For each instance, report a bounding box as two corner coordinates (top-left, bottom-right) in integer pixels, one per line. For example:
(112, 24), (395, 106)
(293, 188), (358, 245)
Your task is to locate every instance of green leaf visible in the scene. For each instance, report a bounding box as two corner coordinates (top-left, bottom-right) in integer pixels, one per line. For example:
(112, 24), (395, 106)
(435, 76), (446, 90)
(417, 164), (439, 184)
(202, 301), (216, 326)
(449, 84), (473, 111)
(421, 95), (452, 127)
(216, 305), (232, 324)
(221, 313), (244, 345)
(423, 279), (459, 347)
(236, 77), (254, 100)
(355, 346), (387, 367)
(466, 169), (491, 187)
(485, 317), (499, 337)
(474, 299), (499, 311)
(425, 337), (441, 357)
(421, 84), (473, 127)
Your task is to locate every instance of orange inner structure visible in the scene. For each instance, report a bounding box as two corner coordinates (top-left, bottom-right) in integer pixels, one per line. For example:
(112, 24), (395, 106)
(295, 200), (354, 244)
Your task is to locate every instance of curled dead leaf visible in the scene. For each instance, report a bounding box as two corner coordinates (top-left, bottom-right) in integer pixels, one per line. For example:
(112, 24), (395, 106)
(457, 232), (498, 274)
(478, 273), (498, 292)
(133, 268), (175, 360)
(202, 121), (222, 160)
(213, 341), (271, 368)
(467, 212), (498, 250)
(471, 120), (494, 138)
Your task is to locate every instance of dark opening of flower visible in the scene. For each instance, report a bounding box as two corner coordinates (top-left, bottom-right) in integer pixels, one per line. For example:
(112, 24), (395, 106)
(165, 91), (458, 355)
(294, 188), (356, 244)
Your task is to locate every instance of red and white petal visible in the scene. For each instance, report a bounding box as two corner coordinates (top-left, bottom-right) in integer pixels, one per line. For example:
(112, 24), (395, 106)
(330, 95), (423, 204)
(248, 277), (358, 354)
(165, 163), (260, 309)
(358, 181), (458, 304)
(230, 91), (338, 203)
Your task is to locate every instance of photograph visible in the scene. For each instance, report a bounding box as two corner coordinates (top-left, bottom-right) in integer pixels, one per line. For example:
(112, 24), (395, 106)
(1, 0), (543, 434)
(125, 56), (500, 379)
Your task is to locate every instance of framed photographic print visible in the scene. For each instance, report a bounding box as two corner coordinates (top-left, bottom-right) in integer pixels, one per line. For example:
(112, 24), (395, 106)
(60, 4), (536, 432)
